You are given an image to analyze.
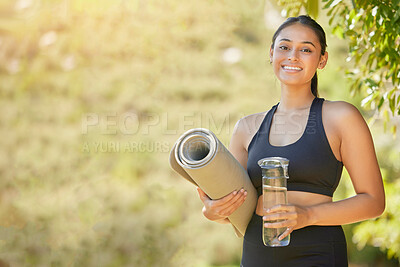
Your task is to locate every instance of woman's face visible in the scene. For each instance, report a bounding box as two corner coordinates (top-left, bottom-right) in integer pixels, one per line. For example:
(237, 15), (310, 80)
(270, 23), (328, 87)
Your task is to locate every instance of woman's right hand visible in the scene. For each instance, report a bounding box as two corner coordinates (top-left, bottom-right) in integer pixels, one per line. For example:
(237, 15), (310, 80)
(197, 187), (247, 223)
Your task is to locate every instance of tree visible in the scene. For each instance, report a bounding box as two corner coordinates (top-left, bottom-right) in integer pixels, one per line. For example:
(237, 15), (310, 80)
(273, 0), (400, 136)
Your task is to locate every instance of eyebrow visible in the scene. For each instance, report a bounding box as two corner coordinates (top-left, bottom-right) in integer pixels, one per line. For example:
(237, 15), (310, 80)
(279, 38), (316, 48)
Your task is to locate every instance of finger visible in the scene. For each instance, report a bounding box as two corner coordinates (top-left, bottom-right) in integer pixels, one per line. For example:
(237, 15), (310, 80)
(218, 189), (246, 209)
(278, 227), (293, 241)
(264, 219), (297, 229)
(197, 187), (210, 202)
(212, 190), (244, 216)
(263, 212), (297, 221)
(212, 189), (245, 216)
(219, 191), (247, 216)
(213, 188), (242, 207)
(266, 204), (295, 213)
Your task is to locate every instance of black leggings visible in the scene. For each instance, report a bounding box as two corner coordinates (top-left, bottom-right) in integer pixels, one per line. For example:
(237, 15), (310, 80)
(241, 214), (348, 267)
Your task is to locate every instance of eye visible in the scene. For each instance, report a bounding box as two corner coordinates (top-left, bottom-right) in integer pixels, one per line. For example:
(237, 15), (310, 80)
(301, 48), (312, 53)
(279, 46), (289, 51)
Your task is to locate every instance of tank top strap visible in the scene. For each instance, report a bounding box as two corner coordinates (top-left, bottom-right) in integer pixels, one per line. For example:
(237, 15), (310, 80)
(303, 97), (324, 135)
(247, 103), (278, 151)
(316, 98), (325, 127)
(262, 103), (279, 135)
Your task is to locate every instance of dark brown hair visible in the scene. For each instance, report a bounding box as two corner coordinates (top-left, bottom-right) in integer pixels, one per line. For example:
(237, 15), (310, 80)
(271, 15), (327, 97)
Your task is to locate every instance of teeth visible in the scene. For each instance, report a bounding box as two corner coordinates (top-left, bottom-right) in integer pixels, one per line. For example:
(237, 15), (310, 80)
(283, 66), (302, 70)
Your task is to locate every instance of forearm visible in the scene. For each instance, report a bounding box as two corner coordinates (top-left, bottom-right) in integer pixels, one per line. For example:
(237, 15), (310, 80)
(307, 193), (385, 226)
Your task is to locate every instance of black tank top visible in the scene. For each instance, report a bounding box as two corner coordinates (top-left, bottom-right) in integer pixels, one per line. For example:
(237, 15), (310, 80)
(247, 97), (343, 197)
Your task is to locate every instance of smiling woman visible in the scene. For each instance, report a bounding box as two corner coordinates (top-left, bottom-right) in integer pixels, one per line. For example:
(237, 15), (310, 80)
(196, 15), (385, 267)
(270, 17), (328, 98)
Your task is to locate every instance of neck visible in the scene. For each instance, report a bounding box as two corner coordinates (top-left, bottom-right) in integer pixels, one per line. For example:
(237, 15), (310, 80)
(278, 83), (315, 112)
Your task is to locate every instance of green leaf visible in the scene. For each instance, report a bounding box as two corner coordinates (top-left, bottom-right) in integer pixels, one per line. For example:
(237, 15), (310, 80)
(328, 0), (343, 8)
(345, 30), (357, 37)
(383, 109), (389, 132)
(393, 7), (400, 24)
(389, 96), (396, 114)
(332, 25), (345, 39)
(306, 0), (319, 19)
(391, 125), (397, 138)
(378, 96), (385, 110)
(365, 13), (374, 29)
(388, 88), (397, 99)
(329, 15), (336, 25)
(348, 8), (356, 22)
(361, 91), (379, 107)
(364, 77), (375, 87)
(326, 4), (337, 16)
(323, 0), (335, 9)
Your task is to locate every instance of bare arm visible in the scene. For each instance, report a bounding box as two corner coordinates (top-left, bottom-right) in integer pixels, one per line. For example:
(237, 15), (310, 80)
(196, 117), (250, 224)
(307, 102), (385, 224)
(229, 117), (251, 169)
(264, 102), (385, 238)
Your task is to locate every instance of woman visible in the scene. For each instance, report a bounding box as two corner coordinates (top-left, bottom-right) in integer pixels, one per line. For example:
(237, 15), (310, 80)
(197, 15), (385, 266)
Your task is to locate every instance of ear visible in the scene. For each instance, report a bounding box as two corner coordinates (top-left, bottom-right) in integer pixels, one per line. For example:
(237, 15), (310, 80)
(318, 51), (328, 69)
(269, 46), (274, 63)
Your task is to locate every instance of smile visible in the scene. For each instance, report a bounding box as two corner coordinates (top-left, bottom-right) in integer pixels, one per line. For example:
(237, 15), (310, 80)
(282, 65), (303, 71)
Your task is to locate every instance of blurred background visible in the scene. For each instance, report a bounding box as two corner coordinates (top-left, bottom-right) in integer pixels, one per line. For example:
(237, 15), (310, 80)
(1, 0), (399, 266)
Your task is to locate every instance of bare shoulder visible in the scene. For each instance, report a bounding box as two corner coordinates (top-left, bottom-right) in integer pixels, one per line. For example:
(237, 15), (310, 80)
(233, 111), (268, 138)
(231, 111), (268, 152)
(323, 100), (364, 124)
(323, 100), (361, 116)
(322, 100), (369, 138)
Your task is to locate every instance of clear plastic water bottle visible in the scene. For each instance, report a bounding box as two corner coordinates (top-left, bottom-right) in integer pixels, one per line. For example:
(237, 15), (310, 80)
(258, 157), (290, 247)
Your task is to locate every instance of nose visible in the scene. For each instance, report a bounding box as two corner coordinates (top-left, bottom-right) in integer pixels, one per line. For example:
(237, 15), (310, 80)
(288, 50), (299, 61)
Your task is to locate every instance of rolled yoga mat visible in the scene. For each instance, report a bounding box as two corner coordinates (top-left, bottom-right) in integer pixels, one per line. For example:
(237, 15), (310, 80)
(169, 128), (257, 237)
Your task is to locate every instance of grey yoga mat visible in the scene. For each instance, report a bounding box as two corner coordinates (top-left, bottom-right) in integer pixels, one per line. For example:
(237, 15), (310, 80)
(169, 128), (258, 237)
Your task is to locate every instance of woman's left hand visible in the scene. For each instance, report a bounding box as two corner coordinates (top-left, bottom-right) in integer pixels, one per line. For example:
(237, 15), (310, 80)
(263, 204), (312, 241)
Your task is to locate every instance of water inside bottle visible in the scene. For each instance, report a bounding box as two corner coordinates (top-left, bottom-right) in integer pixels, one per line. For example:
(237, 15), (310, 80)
(263, 184), (290, 247)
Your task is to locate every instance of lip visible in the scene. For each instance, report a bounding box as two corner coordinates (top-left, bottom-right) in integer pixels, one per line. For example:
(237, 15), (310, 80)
(281, 65), (303, 72)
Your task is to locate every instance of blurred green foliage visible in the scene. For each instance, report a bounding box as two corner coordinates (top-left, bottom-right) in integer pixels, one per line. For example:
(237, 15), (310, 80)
(325, 0), (400, 136)
(0, 0), (399, 266)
